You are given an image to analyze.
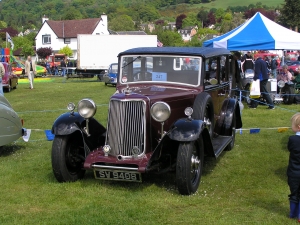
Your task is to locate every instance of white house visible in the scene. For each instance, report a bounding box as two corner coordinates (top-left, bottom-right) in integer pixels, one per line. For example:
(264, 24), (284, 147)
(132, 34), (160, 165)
(178, 26), (198, 42)
(35, 14), (109, 59)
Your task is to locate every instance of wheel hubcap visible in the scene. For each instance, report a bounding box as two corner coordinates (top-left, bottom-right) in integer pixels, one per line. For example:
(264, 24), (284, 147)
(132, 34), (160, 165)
(191, 155), (200, 177)
(204, 117), (211, 131)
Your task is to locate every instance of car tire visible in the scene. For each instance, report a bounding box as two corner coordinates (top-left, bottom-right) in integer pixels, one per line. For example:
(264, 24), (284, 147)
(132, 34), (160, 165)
(176, 138), (204, 195)
(7, 85), (11, 92)
(283, 85), (295, 104)
(225, 111), (236, 151)
(192, 92), (214, 138)
(51, 133), (86, 182)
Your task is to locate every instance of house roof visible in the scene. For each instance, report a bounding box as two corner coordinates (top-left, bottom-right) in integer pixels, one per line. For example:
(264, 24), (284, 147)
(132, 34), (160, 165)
(46, 18), (101, 38)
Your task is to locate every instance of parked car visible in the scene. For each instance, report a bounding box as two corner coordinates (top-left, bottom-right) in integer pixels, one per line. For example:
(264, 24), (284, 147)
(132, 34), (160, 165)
(278, 60), (300, 75)
(51, 47), (242, 195)
(102, 63), (118, 86)
(285, 52), (298, 61)
(1, 62), (18, 92)
(0, 94), (26, 147)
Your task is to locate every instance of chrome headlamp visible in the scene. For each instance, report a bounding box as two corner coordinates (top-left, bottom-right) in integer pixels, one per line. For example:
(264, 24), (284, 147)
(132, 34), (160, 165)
(150, 102), (171, 122)
(67, 102), (75, 112)
(77, 99), (97, 119)
(184, 107), (193, 117)
(278, 80), (285, 88)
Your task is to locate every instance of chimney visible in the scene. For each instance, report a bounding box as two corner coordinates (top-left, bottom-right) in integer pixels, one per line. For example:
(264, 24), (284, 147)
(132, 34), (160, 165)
(100, 13), (109, 34)
(42, 15), (49, 24)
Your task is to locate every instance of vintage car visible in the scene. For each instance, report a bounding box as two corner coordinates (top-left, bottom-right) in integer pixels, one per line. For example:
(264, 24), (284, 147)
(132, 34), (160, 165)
(51, 47), (242, 195)
(102, 63), (118, 86)
(2, 62), (18, 92)
(277, 60), (300, 75)
(0, 94), (26, 147)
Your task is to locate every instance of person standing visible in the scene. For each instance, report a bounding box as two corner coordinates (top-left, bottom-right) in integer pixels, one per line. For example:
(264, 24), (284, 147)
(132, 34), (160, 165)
(287, 113), (300, 220)
(25, 56), (36, 89)
(250, 57), (275, 109)
(0, 62), (4, 94)
(61, 58), (67, 77)
(271, 56), (278, 78)
(240, 51), (254, 75)
(45, 60), (52, 75)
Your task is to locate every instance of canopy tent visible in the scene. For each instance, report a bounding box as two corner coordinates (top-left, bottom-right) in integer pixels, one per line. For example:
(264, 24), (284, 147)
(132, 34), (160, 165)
(203, 12), (300, 50)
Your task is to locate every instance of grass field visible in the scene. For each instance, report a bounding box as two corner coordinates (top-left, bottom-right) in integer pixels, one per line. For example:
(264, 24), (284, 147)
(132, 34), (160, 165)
(196, 0), (284, 9)
(1, 77), (300, 224)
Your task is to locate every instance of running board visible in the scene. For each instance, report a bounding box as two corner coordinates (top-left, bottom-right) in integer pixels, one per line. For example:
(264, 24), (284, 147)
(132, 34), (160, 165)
(211, 135), (232, 158)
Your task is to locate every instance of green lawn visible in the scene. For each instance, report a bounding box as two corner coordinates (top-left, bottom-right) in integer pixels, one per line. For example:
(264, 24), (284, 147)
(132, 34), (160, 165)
(197, 0), (284, 8)
(1, 77), (299, 224)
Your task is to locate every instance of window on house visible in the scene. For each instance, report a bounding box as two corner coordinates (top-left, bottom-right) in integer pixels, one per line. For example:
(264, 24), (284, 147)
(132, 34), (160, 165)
(42, 35), (51, 44)
(64, 38), (71, 44)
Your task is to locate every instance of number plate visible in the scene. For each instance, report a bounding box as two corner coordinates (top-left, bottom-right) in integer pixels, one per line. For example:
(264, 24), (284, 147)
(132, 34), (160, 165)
(94, 169), (142, 182)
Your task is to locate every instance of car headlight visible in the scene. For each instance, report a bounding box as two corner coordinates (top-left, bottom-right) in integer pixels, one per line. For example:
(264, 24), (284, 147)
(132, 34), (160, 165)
(278, 80), (285, 88)
(77, 99), (97, 119)
(150, 102), (171, 122)
(67, 102), (75, 111)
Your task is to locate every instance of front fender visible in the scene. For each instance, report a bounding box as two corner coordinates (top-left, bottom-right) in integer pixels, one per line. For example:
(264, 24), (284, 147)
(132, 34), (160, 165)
(51, 112), (107, 150)
(168, 118), (206, 142)
(52, 112), (85, 135)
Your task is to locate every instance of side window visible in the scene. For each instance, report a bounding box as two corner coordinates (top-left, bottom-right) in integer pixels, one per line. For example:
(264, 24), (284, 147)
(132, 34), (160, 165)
(205, 57), (219, 84)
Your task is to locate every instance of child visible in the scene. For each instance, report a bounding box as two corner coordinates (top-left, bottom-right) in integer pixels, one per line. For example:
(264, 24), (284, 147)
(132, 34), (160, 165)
(287, 113), (300, 220)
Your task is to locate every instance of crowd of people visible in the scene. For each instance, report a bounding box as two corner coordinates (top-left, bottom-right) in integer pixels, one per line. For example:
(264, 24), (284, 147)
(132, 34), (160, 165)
(239, 50), (300, 109)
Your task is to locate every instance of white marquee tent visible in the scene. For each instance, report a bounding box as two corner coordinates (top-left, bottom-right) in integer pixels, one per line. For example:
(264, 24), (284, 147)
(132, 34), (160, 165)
(203, 12), (300, 50)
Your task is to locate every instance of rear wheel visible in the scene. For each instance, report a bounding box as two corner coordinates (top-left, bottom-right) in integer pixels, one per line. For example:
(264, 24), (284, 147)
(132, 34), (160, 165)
(51, 133), (86, 182)
(176, 138), (204, 195)
(282, 85), (295, 104)
(225, 111), (236, 151)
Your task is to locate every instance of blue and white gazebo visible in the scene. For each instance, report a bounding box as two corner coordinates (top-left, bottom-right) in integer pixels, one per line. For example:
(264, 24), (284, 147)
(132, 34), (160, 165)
(203, 12), (300, 50)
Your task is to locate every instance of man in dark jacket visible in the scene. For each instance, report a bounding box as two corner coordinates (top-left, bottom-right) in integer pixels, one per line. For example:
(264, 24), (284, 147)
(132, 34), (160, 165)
(250, 57), (275, 109)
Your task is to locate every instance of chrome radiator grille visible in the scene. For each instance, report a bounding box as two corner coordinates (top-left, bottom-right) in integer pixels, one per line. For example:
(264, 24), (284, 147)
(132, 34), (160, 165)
(106, 99), (146, 157)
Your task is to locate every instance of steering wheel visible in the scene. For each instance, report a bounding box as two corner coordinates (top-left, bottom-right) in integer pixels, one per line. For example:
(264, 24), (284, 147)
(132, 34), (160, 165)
(133, 72), (152, 81)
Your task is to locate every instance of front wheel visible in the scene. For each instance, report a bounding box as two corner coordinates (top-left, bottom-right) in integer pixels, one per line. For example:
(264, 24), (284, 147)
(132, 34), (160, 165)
(176, 137), (204, 195)
(51, 133), (86, 182)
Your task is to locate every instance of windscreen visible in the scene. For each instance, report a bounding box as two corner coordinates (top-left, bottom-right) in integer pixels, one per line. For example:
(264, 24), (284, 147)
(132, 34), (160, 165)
(120, 55), (201, 86)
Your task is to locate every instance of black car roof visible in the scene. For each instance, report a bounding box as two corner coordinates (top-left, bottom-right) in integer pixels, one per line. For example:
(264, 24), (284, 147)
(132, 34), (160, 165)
(118, 47), (231, 58)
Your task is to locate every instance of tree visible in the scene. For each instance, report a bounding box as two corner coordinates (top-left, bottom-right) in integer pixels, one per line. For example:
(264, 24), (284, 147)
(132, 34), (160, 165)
(62, 7), (83, 20)
(109, 15), (135, 31)
(11, 36), (34, 57)
(0, 21), (7, 29)
(176, 14), (187, 30)
(58, 45), (73, 57)
(158, 30), (183, 46)
(279, 0), (300, 31)
(182, 13), (200, 28)
(36, 47), (53, 59)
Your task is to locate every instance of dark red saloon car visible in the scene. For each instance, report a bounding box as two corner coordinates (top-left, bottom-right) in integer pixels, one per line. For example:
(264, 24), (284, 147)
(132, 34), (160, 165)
(51, 47), (242, 195)
(1, 62), (18, 92)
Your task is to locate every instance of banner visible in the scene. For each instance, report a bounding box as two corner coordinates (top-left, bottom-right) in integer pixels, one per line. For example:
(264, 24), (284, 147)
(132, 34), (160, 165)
(6, 32), (14, 50)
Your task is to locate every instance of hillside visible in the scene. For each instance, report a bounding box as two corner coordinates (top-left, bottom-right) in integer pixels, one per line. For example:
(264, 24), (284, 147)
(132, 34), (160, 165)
(0, 0), (285, 31)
